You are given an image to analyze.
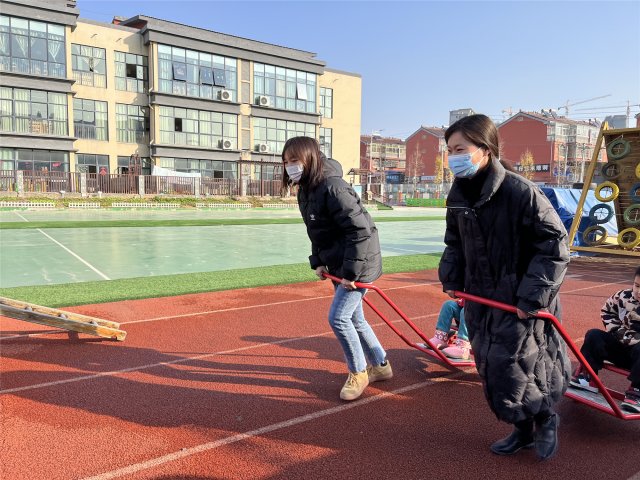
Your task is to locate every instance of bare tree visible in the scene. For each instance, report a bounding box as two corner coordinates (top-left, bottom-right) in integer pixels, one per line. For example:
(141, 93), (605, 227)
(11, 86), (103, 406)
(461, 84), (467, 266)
(434, 153), (443, 185)
(519, 149), (535, 180)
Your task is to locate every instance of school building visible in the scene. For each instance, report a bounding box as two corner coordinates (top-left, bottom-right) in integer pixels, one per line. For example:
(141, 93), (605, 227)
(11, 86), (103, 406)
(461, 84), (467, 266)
(0, 0), (361, 196)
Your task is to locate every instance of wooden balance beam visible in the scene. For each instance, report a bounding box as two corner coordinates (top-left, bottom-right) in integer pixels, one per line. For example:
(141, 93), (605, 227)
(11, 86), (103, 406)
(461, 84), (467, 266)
(0, 297), (126, 341)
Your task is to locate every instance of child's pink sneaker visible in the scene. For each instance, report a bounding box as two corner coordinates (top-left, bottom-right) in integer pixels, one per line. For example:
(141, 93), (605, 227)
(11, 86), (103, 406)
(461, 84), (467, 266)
(426, 330), (449, 350)
(442, 338), (471, 360)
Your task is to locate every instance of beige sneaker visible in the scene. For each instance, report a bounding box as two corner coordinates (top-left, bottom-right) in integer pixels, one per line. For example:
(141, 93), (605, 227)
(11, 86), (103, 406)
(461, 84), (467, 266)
(340, 371), (369, 401)
(367, 361), (393, 382)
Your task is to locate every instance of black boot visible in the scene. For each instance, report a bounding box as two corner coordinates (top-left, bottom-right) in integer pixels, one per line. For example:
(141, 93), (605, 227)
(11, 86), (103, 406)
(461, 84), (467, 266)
(534, 413), (559, 460)
(490, 420), (534, 456)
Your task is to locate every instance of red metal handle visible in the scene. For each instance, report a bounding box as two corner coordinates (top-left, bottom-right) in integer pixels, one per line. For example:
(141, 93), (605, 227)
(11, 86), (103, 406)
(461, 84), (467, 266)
(453, 290), (635, 419)
(321, 273), (474, 366)
(320, 274), (637, 419)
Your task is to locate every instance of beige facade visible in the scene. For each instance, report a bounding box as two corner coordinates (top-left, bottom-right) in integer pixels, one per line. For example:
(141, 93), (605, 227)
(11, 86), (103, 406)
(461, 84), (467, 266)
(319, 69), (362, 176)
(0, 0), (362, 188)
(70, 20), (149, 170)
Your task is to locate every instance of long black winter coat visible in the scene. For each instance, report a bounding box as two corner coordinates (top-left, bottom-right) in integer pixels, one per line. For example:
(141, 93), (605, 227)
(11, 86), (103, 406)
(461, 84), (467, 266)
(438, 159), (571, 424)
(297, 156), (382, 283)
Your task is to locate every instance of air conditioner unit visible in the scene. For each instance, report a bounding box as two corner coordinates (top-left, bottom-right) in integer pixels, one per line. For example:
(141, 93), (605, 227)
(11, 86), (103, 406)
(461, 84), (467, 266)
(257, 143), (269, 153)
(219, 139), (233, 150)
(257, 95), (270, 107)
(218, 89), (232, 102)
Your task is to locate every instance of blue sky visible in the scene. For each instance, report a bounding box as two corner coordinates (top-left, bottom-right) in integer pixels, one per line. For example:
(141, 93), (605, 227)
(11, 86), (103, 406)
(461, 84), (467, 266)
(78, 0), (640, 139)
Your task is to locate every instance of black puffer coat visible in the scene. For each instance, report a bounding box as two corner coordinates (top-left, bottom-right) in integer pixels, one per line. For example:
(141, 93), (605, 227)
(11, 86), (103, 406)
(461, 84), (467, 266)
(297, 156), (382, 283)
(438, 159), (571, 424)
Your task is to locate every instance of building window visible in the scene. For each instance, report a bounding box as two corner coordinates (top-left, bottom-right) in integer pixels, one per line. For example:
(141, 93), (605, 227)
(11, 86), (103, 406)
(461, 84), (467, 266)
(319, 127), (332, 158)
(0, 15), (66, 78)
(157, 44), (237, 102)
(253, 63), (316, 114)
(2, 148), (69, 172)
(114, 51), (148, 93)
(71, 44), (106, 87)
(320, 87), (333, 118)
(158, 157), (236, 179)
(0, 87), (67, 136)
(117, 155), (151, 175)
(116, 103), (149, 144)
(159, 106), (237, 149)
(76, 153), (108, 173)
(73, 98), (108, 140)
(253, 117), (315, 154)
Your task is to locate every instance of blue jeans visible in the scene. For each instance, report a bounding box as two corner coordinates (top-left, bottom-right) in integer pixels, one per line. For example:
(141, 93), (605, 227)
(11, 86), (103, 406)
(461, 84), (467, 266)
(328, 283), (387, 373)
(435, 300), (468, 341)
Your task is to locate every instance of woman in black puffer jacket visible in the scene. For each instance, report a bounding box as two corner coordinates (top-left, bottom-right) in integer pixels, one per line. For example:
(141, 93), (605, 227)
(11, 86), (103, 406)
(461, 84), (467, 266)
(439, 115), (570, 460)
(281, 136), (392, 402)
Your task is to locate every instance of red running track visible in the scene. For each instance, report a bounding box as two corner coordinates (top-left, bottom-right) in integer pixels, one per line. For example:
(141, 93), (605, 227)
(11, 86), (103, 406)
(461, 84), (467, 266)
(1, 263), (639, 480)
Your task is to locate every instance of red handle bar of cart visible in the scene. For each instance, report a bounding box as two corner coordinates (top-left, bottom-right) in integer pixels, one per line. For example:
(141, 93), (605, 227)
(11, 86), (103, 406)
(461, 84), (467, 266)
(320, 273), (474, 367)
(454, 290), (639, 420)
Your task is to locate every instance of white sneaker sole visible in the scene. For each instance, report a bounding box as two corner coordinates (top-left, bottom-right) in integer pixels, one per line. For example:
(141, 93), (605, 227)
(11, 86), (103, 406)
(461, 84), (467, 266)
(568, 380), (599, 394)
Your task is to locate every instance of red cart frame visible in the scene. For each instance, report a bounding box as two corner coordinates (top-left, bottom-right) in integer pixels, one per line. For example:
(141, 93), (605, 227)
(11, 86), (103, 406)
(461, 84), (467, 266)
(323, 273), (640, 421)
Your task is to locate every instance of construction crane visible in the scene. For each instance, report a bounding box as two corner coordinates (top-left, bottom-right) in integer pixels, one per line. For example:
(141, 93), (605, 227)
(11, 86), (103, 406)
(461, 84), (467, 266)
(558, 94), (612, 116)
(501, 107), (513, 119)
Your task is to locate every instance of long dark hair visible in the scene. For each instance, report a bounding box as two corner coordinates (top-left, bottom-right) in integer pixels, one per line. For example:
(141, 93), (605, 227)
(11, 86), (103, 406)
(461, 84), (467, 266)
(445, 114), (500, 161)
(281, 136), (325, 193)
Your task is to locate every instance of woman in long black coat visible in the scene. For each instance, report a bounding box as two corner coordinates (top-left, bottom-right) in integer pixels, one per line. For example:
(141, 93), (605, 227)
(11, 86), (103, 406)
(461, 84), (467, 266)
(438, 114), (570, 460)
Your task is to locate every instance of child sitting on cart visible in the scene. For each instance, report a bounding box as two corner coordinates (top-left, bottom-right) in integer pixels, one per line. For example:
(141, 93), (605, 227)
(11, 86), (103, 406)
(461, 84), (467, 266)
(427, 298), (471, 360)
(570, 265), (640, 413)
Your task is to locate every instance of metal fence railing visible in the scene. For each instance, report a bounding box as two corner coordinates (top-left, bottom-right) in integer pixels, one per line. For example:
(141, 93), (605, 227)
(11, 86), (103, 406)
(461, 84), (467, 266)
(1, 171), (285, 198)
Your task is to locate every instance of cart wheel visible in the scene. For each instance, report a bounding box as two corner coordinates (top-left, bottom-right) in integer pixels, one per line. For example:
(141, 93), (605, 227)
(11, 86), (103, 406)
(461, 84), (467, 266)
(623, 204), (640, 226)
(582, 225), (608, 246)
(588, 203), (614, 224)
(600, 162), (621, 180)
(594, 182), (619, 202)
(631, 183), (640, 203)
(606, 138), (631, 160)
(617, 228), (640, 250)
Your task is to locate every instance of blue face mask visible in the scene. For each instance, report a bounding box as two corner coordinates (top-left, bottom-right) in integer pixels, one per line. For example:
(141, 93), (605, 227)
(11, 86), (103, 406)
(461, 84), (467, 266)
(285, 163), (304, 183)
(448, 148), (484, 178)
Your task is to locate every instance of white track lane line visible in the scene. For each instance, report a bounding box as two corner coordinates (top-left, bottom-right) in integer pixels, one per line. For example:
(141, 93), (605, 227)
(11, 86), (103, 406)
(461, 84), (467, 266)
(0, 280), (442, 340)
(122, 280), (440, 325)
(0, 311), (438, 395)
(0, 278), (626, 391)
(13, 211), (29, 222)
(36, 229), (110, 280)
(80, 369), (474, 480)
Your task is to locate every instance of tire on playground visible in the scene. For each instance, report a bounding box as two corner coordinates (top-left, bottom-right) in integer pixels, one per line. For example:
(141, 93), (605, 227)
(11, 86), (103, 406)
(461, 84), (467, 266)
(636, 162), (640, 179)
(606, 138), (631, 160)
(617, 228), (640, 250)
(623, 204), (640, 226)
(588, 203), (614, 224)
(601, 162), (621, 180)
(582, 225), (608, 246)
(594, 181), (619, 202)
(631, 182), (640, 203)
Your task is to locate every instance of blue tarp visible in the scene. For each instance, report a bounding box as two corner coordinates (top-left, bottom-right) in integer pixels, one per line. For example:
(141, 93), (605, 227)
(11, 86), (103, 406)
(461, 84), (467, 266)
(541, 188), (618, 247)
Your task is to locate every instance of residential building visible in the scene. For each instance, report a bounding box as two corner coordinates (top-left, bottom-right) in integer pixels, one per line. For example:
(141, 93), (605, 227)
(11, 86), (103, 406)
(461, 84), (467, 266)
(359, 134), (405, 188)
(604, 115), (627, 129)
(498, 111), (604, 184)
(0, 0), (361, 196)
(404, 126), (446, 182)
(449, 108), (475, 126)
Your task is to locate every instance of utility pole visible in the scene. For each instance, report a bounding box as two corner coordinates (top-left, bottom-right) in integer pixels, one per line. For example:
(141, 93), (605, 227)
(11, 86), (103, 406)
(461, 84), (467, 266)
(368, 129), (384, 201)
